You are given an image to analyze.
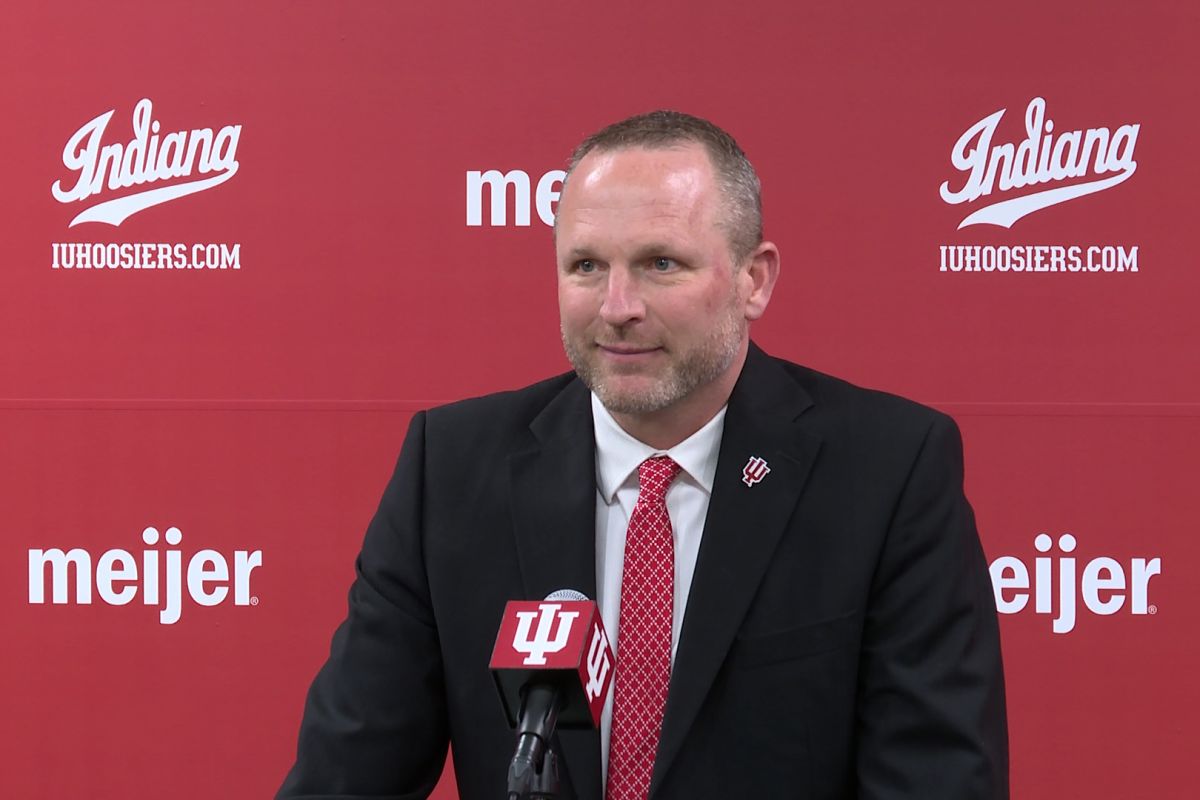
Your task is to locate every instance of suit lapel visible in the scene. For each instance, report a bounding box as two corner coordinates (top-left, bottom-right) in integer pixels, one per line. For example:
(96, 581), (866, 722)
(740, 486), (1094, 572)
(507, 376), (602, 800)
(651, 345), (822, 796)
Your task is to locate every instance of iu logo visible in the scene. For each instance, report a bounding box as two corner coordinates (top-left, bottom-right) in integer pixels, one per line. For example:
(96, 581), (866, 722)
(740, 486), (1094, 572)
(584, 624), (611, 702)
(742, 456), (770, 487)
(512, 602), (580, 665)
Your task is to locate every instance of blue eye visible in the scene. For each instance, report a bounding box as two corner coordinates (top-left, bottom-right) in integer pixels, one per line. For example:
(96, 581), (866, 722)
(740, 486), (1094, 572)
(652, 257), (673, 271)
(576, 260), (597, 273)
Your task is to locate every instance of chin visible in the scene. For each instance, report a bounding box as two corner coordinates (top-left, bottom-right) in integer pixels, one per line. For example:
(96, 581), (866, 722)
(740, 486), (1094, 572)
(595, 378), (678, 416)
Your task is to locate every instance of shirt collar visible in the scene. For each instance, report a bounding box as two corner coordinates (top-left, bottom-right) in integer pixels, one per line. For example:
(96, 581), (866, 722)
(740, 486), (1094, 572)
(591, 393), (727, 504)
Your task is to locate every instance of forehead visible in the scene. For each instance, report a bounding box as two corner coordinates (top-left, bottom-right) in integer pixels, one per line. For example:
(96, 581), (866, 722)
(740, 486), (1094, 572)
(556, 144), (723, 248)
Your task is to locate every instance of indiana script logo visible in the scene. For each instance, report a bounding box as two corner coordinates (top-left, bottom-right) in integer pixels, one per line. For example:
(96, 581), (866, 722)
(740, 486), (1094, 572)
(939, 98), (1139, 229)
(51, 98), (242, 227)
(512, 602), (580, 665)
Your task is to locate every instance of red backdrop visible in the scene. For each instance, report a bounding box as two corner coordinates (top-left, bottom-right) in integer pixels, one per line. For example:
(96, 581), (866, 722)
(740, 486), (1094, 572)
(2, 1), (1196, 797)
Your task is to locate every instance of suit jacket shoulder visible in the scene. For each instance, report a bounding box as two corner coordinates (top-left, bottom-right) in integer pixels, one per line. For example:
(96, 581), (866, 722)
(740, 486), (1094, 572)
(775, 357), (952, 438)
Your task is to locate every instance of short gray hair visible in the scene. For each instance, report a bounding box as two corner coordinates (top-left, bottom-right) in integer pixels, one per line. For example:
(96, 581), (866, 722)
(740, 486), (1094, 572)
(563, 110), (763, 263)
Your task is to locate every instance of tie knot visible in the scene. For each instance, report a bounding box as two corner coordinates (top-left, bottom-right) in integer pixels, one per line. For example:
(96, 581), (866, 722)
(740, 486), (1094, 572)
(637, 456), (681, 503)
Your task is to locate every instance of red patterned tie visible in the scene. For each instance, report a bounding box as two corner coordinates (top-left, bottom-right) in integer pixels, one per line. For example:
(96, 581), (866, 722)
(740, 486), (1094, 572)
(607, 455), (682, 800)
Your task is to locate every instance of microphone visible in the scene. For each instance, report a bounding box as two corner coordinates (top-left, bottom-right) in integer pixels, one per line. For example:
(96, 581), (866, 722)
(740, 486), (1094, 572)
(490, 589), (614, 800)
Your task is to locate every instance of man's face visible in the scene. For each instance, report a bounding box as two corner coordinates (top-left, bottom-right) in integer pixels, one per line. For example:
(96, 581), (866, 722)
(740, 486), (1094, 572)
(555, 144), (751, 416)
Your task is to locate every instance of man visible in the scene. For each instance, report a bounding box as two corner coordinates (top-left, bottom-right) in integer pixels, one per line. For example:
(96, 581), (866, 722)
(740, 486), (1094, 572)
(279, 111), (1008, 799)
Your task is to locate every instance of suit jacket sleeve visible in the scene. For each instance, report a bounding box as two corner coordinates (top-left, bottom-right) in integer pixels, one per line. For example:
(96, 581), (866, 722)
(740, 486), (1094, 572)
(856, 413), (1009, 799)
(277, 411), (449, 800)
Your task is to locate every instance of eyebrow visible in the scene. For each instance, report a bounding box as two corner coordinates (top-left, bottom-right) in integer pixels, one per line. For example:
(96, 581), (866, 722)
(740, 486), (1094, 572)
(562, 242), (687, 263)
(562, 246), (596, 263)
(628, 243), (685, 262)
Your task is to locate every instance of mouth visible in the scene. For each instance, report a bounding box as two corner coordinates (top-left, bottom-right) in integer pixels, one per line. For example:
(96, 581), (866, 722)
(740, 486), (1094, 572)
(597, 343), (662, 357)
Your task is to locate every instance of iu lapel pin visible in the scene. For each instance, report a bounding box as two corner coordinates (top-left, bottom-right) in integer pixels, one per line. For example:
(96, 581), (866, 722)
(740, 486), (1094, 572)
(741, 456), (770, 487)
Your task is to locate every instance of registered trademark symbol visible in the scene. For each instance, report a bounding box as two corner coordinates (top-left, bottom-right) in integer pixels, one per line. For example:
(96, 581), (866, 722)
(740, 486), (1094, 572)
(1148, 604), (1157, 615)
(251, 596), (259, 606)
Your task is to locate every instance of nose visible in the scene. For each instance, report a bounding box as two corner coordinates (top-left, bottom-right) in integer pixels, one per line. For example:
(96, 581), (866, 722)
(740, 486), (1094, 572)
(598, 266), (645, 327)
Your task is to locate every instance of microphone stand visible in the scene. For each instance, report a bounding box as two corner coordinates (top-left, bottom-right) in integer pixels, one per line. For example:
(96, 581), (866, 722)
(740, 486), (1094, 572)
(506, 684), (562, 800)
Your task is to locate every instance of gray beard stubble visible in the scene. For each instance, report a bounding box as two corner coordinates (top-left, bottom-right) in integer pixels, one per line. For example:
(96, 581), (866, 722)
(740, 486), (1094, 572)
(560, 306), (744, 416)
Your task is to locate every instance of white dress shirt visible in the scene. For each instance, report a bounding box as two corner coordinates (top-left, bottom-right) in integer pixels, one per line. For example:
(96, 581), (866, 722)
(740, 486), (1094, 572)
(591, 393), (726, 784)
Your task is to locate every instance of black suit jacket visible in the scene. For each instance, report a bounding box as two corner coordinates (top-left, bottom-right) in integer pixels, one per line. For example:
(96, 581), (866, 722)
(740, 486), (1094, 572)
(278, 344), (1008, 799)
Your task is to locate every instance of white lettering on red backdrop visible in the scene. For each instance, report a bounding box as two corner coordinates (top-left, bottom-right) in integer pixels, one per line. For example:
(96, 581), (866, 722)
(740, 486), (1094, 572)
(940, 97), (1139, 229)
(465, 169), (564, 226)
(28, 525), (262, 625)
(51, 98), (242, 228)
(989, 533), (1161, 634)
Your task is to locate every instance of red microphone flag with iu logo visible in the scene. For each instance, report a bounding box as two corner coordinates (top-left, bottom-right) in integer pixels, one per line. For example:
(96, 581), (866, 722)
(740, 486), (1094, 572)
(490, 600), (614, 729)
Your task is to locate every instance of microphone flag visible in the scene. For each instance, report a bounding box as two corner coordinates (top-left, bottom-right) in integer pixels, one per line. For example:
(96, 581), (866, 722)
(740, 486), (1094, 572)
(490, 599), (614, 729)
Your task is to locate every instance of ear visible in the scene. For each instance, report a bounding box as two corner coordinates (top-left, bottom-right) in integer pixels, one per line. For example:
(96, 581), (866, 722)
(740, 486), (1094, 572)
(741, 240), (780, 321)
